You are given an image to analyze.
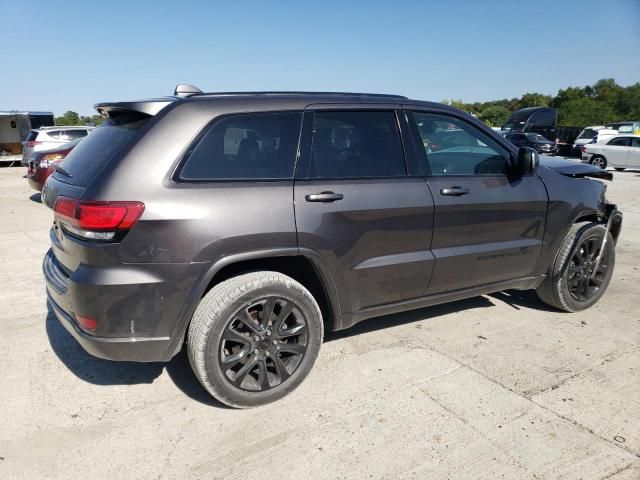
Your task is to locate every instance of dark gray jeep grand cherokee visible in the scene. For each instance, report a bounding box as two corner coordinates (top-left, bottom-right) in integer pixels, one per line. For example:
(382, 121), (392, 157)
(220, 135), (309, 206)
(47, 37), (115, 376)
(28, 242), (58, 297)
(42, 85), (622, 407)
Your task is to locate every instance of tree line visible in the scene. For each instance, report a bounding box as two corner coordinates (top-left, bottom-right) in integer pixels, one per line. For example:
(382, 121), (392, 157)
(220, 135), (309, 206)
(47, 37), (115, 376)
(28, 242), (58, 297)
(442, 78), (639, 128)
(54, 78), (639, 129)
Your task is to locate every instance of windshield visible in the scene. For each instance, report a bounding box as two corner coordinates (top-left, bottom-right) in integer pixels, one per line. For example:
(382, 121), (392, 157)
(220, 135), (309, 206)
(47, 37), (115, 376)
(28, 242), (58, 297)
(53, 113), (149, 187)
(525, 133), (547, 142)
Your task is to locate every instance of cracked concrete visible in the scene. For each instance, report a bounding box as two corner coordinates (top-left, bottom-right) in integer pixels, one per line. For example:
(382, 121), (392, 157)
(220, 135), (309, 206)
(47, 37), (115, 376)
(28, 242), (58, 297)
(0, 165), (639, 479)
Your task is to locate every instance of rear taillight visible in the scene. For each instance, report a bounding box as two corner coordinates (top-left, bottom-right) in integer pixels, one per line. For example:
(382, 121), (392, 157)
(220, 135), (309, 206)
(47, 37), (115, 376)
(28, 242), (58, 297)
(39, 152), (67, 168)
(75, 315), (97, 332)
(53, 197), (145, 241)
(581, 146), (587, 153)
(26, 140), (42, 148)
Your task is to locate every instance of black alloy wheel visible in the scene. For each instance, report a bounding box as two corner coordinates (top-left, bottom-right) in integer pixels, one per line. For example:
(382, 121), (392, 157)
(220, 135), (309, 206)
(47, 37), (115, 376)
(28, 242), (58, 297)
(566, 235), (610, 302)
(219, 297), (308, 392)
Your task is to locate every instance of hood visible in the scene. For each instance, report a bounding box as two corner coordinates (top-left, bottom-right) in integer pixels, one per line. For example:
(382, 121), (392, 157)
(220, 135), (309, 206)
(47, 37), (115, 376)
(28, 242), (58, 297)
(539, 156), (612, 181)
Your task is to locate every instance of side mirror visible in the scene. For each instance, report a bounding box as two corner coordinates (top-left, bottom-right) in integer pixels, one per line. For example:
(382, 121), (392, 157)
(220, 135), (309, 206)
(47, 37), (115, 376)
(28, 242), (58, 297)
(515, 147), (539, 175)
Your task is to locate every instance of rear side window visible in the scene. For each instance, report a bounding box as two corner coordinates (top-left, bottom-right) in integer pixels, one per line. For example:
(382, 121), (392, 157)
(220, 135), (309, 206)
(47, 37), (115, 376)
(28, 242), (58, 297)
(632, 138), (640, 148)
(412, 112), (510, 176)
(179, 112), (302, 181)
(53, 113), (149, 187)
(607, 137), (632, 146)
(26, 131), (38, 141)
(43, 130), (61, 139)
(309, 111), (406, 179)
(64, 130), (89, 140)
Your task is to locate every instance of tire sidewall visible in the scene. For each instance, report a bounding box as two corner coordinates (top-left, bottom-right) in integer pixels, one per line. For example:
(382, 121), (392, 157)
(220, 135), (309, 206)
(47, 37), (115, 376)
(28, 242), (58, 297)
(201, 279), (323, 407)
(556, 226), (615, 311)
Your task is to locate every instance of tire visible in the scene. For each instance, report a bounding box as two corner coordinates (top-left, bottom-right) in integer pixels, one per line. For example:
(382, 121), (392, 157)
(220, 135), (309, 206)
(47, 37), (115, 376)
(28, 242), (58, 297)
(589, 155), (607, 169)
(187, 271), (323, 408)
(614, 167), (626, 171)
(536, 223), (615, 312)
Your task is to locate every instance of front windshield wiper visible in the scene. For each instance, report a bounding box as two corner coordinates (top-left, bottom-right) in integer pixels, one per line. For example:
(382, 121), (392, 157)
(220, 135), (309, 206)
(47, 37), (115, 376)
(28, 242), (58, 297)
(50, 163), (73, 178)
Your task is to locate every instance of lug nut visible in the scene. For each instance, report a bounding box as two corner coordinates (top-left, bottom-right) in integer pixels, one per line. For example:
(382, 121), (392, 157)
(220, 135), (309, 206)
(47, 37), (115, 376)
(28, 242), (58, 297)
(254, 349), (259, 354)
(266, 329), (272, 336)
(272, 339), (278, 345)
(254, 335), (260, 342)
(265, 351), (270, 357)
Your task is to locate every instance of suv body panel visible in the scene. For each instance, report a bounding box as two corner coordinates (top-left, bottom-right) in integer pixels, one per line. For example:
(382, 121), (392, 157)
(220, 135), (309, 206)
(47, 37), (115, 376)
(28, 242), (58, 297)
(41, 92), (616, 363)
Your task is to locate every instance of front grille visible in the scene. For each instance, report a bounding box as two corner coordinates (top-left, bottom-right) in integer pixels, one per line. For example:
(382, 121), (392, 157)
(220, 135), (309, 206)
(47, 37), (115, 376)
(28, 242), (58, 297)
(43, 250), (71, 294)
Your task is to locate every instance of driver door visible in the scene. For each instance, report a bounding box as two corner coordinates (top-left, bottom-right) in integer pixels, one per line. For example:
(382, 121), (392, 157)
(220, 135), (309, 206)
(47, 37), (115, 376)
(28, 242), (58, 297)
(407, 109), (548, 294)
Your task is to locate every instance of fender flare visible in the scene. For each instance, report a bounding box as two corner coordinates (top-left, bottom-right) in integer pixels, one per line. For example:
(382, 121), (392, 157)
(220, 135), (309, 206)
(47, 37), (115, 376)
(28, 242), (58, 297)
(164, 247), (342, 357)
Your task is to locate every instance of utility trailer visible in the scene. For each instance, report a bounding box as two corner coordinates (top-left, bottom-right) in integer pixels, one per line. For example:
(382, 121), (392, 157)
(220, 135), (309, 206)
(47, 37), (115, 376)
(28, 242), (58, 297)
(0, 111), (54, 161)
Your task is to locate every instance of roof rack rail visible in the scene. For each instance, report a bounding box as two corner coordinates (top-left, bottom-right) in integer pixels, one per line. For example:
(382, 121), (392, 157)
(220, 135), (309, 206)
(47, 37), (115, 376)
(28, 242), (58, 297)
(186, 90), (408, 99)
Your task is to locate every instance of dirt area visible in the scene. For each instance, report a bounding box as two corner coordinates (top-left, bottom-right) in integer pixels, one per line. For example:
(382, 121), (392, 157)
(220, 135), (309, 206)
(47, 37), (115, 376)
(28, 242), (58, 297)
(0, 165), (638, 479)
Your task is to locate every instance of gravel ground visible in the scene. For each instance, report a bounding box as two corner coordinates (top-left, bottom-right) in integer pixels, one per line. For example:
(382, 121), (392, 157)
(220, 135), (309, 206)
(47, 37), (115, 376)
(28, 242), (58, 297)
(0, 165), (638, 480)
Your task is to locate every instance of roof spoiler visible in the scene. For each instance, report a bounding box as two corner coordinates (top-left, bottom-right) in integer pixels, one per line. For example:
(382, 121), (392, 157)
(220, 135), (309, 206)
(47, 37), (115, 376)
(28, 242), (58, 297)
(94, 100), (174, 118)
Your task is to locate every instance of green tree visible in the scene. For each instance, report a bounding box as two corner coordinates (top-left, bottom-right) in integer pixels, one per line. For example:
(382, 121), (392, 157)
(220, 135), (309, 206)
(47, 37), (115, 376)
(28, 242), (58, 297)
(478, 105), (511, 127)
(55, 110), (82, 125)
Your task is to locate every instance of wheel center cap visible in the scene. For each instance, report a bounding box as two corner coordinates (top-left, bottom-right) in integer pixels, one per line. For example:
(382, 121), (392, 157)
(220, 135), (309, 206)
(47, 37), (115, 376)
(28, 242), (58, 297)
(259, 338), (272, 350)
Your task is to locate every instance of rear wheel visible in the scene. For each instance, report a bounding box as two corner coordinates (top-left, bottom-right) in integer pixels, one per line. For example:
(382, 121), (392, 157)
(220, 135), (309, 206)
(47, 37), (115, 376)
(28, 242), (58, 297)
(187, 271), (323, 408)
(589, 155), (607, 169)
(536, 223), (615, 312)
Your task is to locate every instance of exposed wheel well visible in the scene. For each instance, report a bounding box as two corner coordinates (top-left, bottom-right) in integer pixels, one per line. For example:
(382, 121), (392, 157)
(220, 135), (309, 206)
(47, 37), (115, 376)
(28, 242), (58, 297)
(203, 256), (337, 331)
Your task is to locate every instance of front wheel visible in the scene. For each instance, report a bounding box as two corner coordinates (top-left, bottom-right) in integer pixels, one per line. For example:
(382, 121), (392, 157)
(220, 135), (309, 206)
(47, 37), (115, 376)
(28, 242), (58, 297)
(536, 223), (615, 312)
(589, 155), (607, 169)
(187, 271), (324, 408)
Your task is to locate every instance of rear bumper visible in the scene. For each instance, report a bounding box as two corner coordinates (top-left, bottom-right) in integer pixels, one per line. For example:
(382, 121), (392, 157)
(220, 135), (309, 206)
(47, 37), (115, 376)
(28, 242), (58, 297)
(42, 248), (202, 362)
(47, 290), (173, 362)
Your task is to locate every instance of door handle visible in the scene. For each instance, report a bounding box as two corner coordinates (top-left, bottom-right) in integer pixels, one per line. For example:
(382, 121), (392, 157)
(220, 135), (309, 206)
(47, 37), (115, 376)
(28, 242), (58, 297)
(305, 192), (344, 202)
(440, 186), (470, 196)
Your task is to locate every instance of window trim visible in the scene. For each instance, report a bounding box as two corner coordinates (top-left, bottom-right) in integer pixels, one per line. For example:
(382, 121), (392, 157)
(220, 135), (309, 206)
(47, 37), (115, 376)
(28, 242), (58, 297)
(172, 110), (304, 183)
(406, 108), (517, 178)
(295, 108), (410, 181)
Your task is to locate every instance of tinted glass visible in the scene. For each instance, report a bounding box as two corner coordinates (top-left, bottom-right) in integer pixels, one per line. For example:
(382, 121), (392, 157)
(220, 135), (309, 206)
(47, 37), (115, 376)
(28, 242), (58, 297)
(412, 112), (510, 176)
(54, 113), (149, 187)
(26, 131), (38, 141)
(309, 111), (405, 178)
(577, 128), (598, 140)
(64, 130), (89, 140)
(44, 130), (61, 139)
(526, 133), (547, 142)
(180, 112), (302, 180)
(607, 137), (632, 147)
(632, 138), (640, 148)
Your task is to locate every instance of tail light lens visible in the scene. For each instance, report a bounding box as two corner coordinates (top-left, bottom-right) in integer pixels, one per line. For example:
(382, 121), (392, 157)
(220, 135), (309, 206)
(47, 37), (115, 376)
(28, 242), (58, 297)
(39, 152), (67, 168)
(26, 140), (42, 148)
(75, 315), (97, 332)
(581, 146), (587, 153)
(53, 197), (145, 241)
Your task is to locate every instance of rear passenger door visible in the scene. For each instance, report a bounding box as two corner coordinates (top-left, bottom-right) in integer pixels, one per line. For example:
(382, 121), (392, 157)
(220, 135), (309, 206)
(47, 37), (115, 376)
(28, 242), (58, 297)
(605, 137), (632, 167)
(294, 106), (435, 314)
(630, 137), (640, 168)
(407, 109), (548, 294)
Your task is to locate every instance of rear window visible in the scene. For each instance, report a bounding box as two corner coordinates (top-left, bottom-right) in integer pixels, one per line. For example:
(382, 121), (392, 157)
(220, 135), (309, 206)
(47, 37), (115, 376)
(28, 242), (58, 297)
(577, 128), (598, 140)
(53, 114), (148, 187)
(179, 111), (302, 181)
(26, 131), (39, 141)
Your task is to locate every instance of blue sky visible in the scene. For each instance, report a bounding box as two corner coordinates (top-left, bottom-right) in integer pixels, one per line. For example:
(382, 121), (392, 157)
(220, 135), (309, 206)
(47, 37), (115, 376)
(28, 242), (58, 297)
(1, 0), (639, 116)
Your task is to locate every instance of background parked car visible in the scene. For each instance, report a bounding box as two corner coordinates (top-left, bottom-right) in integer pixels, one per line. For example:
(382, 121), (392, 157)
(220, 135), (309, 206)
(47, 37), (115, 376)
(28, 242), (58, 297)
(21, 126), (94, 165)
(581, 135), (640, 170)
(27, 139), (81, 191)
(572, 126), (617, 156)
(505, 132), (558, 155)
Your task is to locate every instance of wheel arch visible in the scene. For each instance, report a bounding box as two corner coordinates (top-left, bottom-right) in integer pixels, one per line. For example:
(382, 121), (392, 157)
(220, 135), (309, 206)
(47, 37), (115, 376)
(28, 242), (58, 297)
(170, 248), (342, 353)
